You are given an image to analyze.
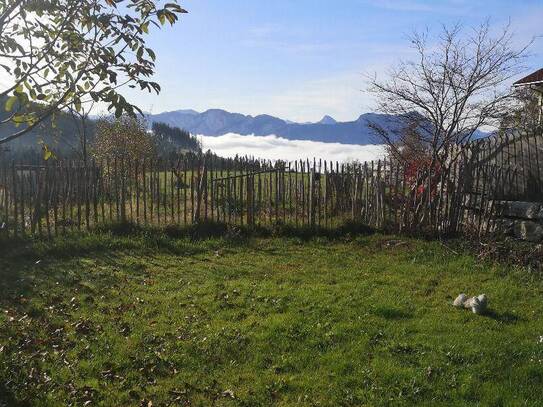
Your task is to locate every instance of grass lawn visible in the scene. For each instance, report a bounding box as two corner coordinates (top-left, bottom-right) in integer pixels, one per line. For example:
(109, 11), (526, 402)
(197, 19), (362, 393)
(1, 231), (543, 406)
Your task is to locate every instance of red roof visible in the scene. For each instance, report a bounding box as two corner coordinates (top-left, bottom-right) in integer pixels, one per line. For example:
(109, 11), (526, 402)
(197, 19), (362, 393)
(514, 68), (543, 86)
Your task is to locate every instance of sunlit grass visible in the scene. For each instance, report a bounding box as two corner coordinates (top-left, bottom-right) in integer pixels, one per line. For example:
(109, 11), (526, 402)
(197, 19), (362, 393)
(1, 232), (542, 406)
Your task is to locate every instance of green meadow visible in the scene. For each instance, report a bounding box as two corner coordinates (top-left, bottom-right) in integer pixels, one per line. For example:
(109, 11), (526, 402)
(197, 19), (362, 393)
(1, 231), (542, 406)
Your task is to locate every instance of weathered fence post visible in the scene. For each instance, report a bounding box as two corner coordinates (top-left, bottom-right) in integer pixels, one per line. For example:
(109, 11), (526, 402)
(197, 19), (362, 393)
(309, 165), (316, 228)
(194, 156), (207, 224)
(246, 173), (254, 226)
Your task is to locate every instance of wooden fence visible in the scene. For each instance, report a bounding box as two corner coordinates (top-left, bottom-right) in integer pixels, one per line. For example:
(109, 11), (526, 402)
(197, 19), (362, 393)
(460, 130), (543, 202)
(1, 133), (542, 238)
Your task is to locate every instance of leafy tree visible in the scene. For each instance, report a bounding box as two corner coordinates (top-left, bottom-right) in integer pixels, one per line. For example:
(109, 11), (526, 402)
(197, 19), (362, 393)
(0, 0), (187, 146)
(0, 95), (95, 157)
(92, 115), (156, 162)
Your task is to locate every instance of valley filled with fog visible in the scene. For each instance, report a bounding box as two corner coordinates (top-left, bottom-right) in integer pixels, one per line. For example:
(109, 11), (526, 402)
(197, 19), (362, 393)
(198, 133), (387, 163)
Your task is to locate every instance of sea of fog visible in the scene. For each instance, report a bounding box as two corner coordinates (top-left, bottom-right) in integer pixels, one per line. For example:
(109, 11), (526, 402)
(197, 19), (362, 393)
(198, 133), (387, 163)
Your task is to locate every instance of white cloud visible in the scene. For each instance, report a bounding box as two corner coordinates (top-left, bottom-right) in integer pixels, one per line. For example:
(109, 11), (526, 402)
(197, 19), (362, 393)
(198, 133), (387, 163)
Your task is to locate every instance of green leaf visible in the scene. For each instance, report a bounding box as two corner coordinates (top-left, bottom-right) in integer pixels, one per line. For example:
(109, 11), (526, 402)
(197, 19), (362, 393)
(12, 113), (27, 124)
(158, 13), (166, 25)
(44, 148), (53, 161)
(165, 3), (188, 13)
(5, 96), (18, 112)
(41, 142), (57, 161)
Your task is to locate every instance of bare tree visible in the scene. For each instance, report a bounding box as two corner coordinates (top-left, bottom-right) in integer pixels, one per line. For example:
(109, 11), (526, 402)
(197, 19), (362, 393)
(67, 101), (95, 166)
(367, 21), (532, 166)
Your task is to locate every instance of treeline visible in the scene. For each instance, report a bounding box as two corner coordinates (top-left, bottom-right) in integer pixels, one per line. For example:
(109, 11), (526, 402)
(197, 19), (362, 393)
(0, 96), (94, 161)
(0, 111), (202, 163)
(152, 122), (201, 159)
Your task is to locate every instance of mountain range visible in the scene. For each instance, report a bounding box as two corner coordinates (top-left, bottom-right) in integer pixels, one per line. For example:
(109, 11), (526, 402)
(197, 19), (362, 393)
(3, 104), (488, 157)
(146, 109), (405, 145)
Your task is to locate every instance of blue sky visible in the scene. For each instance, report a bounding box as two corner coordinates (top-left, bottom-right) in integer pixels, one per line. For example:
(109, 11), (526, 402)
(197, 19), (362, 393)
(126, 0), (543, 122)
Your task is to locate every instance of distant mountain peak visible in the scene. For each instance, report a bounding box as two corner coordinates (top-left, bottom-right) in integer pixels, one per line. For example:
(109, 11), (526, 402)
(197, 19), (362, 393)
(318, 115), (337, 125)
(147, 108), (405, 145)
(156, 109), (200, 116)
(177, 109), (199, 115)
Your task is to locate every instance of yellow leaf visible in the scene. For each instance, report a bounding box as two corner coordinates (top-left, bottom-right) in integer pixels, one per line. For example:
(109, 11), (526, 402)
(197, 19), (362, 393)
(5, 96), (18, 112)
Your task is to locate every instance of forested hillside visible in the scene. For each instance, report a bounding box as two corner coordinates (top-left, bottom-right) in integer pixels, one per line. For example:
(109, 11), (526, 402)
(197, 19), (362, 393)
(0, 100), (200, 160)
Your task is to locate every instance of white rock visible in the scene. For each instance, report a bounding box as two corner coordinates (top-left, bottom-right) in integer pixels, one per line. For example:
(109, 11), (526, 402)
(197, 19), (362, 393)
(477, 294), (488, 314)
(452, 293), (489, 315)
(453, 294), (467, 307)
(464, 296), (481, 313)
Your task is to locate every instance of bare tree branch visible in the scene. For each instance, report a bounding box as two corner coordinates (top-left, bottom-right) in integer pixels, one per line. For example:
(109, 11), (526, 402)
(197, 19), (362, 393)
(367, 21), (532, 166)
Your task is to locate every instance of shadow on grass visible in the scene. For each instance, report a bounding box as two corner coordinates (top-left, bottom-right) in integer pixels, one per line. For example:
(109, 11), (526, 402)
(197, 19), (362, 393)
(483, 309), (522, 324)
(0, 219), (374, 260)
(0, 224), (210, 262)
(0, 249), (150, 312)
(0, 383), (28, 407)
(0, 220), (375, 305)
(93, 219), (375, 240)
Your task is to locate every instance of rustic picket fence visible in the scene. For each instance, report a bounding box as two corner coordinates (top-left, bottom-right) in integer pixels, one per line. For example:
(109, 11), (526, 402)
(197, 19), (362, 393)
(459, 130), (543, 203)
(0, 132), (541, 239)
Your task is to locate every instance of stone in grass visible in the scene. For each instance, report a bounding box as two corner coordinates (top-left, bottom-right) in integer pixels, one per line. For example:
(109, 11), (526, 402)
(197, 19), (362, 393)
(453, 293), (488, 315)
(453, 293), (467, 307)
(477, 294), (488, 312)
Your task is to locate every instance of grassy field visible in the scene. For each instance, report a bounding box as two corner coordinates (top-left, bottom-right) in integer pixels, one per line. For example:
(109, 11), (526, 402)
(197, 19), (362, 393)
(1, 230), (543, 406)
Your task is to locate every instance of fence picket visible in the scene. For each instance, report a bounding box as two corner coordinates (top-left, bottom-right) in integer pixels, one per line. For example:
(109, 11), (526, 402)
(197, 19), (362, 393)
(2, 131), (542, 238)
